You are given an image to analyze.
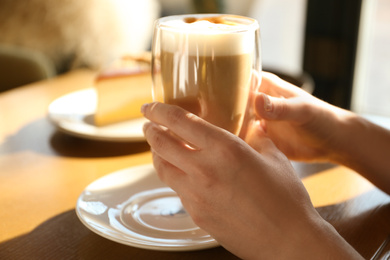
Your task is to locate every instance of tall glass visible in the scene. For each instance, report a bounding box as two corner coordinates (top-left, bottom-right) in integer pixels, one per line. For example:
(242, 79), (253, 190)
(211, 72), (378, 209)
(152, 14), (261, 136)
(121, 14), (261, 250)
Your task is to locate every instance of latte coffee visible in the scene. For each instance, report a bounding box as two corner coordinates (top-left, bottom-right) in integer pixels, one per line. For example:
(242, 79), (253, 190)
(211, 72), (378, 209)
(153, 15), (260, 135)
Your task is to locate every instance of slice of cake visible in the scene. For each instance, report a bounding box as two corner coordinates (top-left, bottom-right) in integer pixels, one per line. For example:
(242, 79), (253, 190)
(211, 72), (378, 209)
(94, 55), (152, 126)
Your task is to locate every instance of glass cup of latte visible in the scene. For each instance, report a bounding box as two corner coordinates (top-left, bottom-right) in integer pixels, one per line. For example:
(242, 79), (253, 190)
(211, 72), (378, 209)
(127, 14), (261, 249)
(152, 14), (261, 136)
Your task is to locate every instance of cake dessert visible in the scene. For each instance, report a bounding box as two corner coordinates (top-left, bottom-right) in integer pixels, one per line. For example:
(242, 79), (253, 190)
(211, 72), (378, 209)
(94, 54), (152, 126)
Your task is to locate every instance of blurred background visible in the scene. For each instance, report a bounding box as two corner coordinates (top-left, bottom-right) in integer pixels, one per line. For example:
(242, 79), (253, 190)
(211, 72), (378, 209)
(0, 0), (389, 120)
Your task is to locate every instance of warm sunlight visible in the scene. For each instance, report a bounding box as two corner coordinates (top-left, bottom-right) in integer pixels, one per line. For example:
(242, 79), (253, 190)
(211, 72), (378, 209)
(302, 166), (374, 208)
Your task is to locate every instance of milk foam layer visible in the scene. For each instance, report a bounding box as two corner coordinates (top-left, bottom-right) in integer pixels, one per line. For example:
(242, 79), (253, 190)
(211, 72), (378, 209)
(160, 18), (256, 56)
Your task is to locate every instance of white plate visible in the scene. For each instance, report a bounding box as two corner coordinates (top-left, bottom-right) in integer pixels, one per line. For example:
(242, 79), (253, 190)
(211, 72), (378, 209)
(76, 164), (218, 251)
(48, 88), (147, 142)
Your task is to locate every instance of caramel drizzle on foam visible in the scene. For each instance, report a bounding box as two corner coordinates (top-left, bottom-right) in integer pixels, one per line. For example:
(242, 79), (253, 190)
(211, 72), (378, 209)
(183, 15), (240, 26)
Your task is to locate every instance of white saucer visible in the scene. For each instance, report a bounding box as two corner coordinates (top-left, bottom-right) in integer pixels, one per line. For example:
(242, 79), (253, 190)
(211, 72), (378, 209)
(48, 88), (147, 142)
(76, 164), (218, 251)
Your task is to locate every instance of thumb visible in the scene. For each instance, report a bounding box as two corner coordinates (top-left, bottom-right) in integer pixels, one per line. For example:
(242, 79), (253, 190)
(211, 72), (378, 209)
(245, 120), (278, 154)
(254, 93), (306, 122)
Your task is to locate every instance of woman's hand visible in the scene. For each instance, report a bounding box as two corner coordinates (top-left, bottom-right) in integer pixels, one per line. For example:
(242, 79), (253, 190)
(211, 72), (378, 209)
(248, 72), (353, 163)
(142, 102), (361, 259)
(253, 71), (390, 195)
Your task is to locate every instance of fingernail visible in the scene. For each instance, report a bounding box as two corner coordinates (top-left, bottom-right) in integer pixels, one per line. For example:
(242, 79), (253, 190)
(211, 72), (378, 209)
(141, 103), (148, 114)
(262, 93), (272, 112)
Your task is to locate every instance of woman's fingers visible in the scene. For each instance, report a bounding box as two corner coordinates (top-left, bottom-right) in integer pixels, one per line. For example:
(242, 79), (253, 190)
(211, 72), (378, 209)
(141, 102), (221, 149)
(254, 93), (315, 124)
(259, 71), (308, 98)
(151, 150), (188, 194)
(245, 120), (281, 155)
(143, 121), (201, 173)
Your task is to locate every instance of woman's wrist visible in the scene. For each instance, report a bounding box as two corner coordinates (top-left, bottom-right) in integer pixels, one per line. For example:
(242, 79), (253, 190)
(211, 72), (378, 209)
(327, 110), (390, 193)
(325, 108), (359, 165)
(288, 212), (363, 259)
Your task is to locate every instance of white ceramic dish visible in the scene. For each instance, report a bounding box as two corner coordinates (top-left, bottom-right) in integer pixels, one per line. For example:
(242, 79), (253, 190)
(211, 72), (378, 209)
(48, 88), (147, 142)
(76, 164), (218, 251)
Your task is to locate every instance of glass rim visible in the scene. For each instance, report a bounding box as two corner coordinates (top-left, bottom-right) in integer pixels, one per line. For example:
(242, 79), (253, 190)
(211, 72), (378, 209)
(155, 14), (259, 33)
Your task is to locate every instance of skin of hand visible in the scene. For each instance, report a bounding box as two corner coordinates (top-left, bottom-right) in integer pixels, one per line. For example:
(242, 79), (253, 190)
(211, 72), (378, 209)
(247, 71), (352, 162)
(141, 102), (362, 259)
(252, 72), (390, 194)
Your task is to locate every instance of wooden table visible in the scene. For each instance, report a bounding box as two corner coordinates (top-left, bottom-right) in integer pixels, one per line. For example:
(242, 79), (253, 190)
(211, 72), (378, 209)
(0, 69), (389, 259)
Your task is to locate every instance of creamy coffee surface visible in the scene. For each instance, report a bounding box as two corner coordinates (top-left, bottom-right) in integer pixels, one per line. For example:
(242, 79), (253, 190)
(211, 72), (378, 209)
(160, 17), (255, 56)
